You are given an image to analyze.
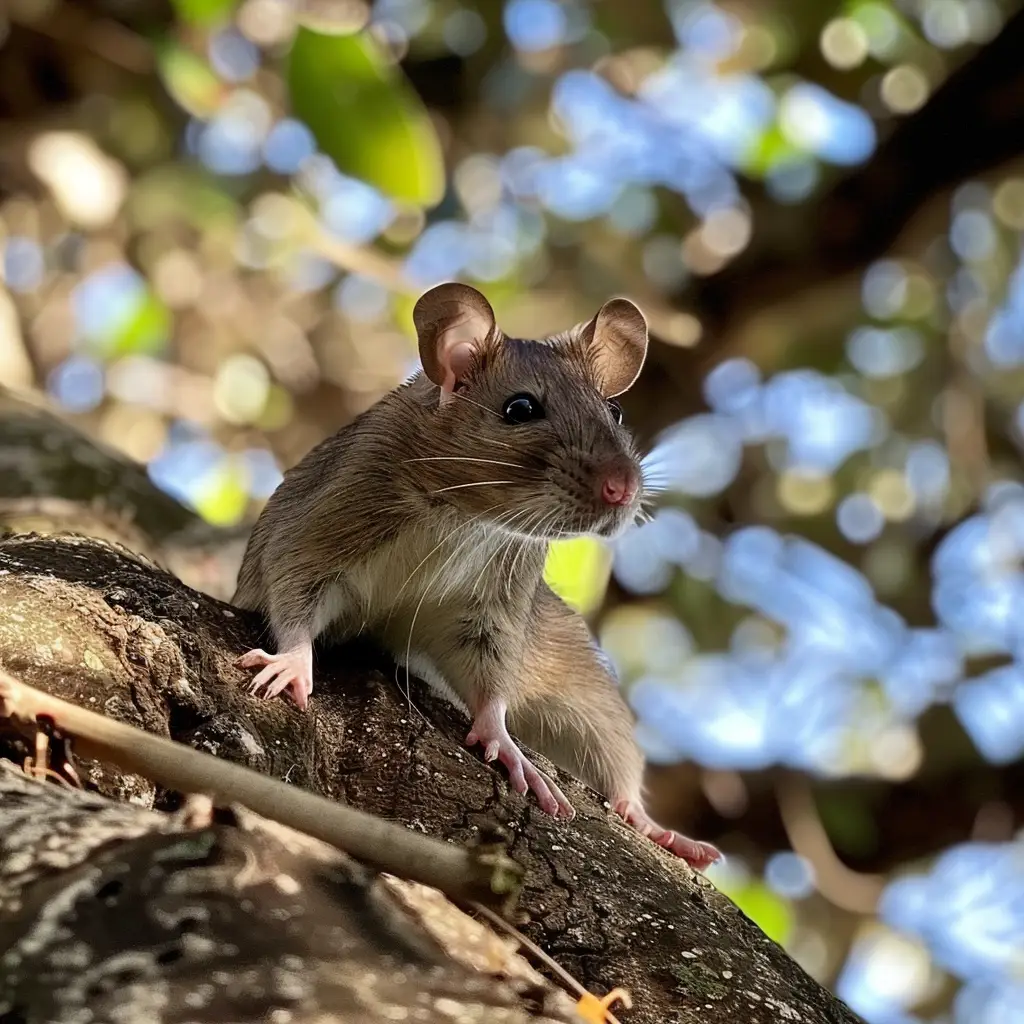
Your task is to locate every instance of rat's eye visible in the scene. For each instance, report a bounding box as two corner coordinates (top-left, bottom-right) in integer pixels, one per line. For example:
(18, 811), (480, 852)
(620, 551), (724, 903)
(503, 394), (545, 424)
(608, 399), (624, 425)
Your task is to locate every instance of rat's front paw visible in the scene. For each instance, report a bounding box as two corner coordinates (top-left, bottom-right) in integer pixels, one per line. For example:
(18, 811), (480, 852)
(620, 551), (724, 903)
(236, 648), (314, 710)
(613, 799), (721, 872)
(466, 719), (575, 819)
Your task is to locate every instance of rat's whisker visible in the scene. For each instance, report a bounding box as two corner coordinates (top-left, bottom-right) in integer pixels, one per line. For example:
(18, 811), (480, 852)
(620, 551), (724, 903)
(506, 507), (558, 590)
(455, 432), (531, 456)
(403, 456), (526, 470)
(637, 465), (672, 483)
(506, 509), (555, 545)
(471, 508), (532, 597)
(519, 506), (552, 540)
(389, 503), (509, 720)
(541, 511), (567, 541)
(637, 472), (670, 487)
(402, 510), (509, 696)
(438, 511), (515, 607)
(519, 504), (555, 541)
(497, 502), (545, 573)
(506, 524), (539, 596)
(499, 522), (536, 597)
(441, 387), (502, 419)
(386, 503), (509, 625)
(431, 480), (515, 494)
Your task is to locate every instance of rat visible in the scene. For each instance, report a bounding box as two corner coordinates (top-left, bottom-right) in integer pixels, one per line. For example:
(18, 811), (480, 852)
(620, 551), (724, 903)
(232, 282), (721, 871)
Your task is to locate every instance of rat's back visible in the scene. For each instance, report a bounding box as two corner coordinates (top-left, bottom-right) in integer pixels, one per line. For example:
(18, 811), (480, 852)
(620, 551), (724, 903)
(231, 383), (423, 612)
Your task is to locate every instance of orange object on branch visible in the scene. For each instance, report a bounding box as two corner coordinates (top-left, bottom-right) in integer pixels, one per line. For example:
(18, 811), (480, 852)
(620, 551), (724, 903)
(576, 987), (631, 1022)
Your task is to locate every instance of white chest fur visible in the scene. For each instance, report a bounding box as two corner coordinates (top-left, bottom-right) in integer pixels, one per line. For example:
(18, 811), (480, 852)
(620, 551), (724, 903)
(310, 517), (533, 701)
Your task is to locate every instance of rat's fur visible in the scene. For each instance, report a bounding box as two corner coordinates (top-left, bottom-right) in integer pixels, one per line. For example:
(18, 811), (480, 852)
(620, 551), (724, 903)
(233, 283), (720, 869)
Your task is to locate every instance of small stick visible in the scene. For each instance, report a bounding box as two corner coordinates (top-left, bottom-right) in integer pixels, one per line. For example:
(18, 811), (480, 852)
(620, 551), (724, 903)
(467, 901), (628, 1024)
(0, 669), (523, 910)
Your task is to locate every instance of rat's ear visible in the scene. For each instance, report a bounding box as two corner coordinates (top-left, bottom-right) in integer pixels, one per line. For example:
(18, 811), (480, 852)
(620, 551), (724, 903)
(413, 282), (496, 397)
(580, 297), (648, 398)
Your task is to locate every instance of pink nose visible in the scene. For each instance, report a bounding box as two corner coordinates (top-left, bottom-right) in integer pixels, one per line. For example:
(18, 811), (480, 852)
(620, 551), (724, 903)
(601, 470), (638, 506)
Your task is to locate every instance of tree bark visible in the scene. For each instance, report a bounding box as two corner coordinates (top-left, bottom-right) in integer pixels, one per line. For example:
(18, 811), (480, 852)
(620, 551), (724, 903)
(0, 765), (583, 1022)
(0, 386), (862, 1023)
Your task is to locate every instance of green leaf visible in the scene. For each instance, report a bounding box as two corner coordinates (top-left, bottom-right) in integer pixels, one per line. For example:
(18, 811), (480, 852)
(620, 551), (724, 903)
(739, 121), (803, 178)
(544, 537), (611, 616)
(192, 462), (250, 526)
(156, 41), (226, 118)
(171, 0), (238, 27)
(82, 285), (171, 360)
(287, 26), (445, 206)
(110, 291), (172, 357)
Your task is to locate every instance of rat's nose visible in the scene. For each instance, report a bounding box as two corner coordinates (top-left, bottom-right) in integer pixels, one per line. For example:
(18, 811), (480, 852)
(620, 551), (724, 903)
(600, 467), (639, 507)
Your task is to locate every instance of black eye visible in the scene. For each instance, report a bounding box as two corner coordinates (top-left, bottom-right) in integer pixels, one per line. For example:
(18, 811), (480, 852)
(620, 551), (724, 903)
(503, 393), (544, 424)
(608, 399), (624, 425)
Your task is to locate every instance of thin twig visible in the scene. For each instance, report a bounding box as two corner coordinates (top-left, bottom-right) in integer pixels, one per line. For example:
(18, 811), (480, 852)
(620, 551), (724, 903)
(302, 212), (411, 292)
(467, 901), (628, 1024)
(0, 668), (523, 910)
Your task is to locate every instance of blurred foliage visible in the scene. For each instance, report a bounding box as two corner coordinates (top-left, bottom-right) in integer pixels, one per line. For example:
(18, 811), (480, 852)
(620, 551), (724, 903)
(544, 535), (612, 615)
(3, 0), (1024, 1020)
(288, 25), (446, 203)
(172, 0), (240, 27)
(719, 873), (795, 946)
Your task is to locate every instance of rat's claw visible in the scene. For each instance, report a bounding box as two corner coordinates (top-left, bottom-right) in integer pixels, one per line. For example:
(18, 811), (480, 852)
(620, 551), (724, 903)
(263, 672), (309, 708)
(664, 835), (721, 872)
(236, 648), (269, 668)
(249, 660), (284, 693)
(612, 799), (721, 871)
(238, 648), (313, 710)
(512, 753), (573, 819)
(466, 710), (575, 819)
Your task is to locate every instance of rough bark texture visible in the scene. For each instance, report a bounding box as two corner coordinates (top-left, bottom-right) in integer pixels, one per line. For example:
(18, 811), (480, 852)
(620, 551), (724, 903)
(0, 767), (582, 1023)
(0, 388), (862, 1024)
(0, 388), (248, 600)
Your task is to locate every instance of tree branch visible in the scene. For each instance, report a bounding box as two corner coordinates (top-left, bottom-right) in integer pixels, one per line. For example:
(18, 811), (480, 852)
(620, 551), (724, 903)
(0, 390), (862, 1024)
(623, 4), (1024, 441)
(683, 3), (1024, 340)
(0, 669), (523, 909)
(0, 764), (582, 1023)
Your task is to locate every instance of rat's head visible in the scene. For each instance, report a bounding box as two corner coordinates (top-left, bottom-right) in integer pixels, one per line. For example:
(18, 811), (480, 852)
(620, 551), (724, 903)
(411, 282), (648, 540)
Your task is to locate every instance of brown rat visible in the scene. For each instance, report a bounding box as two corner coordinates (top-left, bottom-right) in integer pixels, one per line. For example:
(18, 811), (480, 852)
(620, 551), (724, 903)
(232, 282), (721, 870)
